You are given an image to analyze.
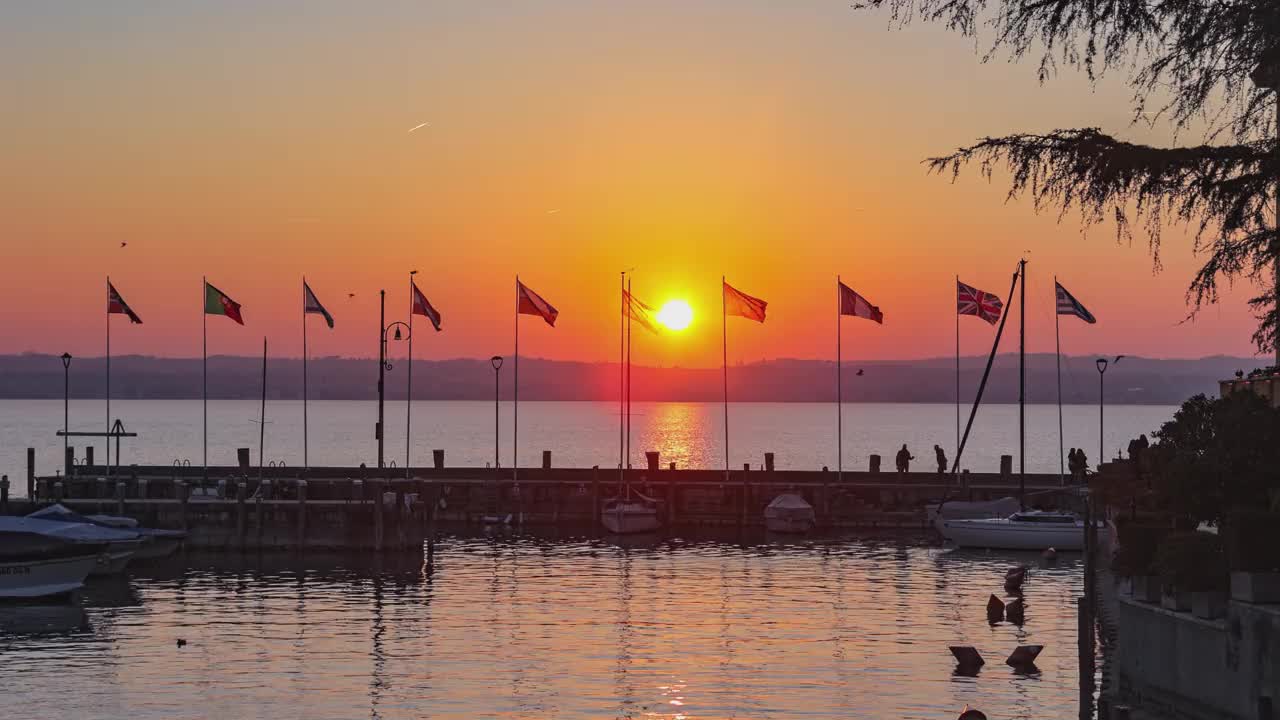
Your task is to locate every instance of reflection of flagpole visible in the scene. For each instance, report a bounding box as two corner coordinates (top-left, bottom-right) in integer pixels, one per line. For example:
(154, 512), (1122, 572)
(722, 275), (729, 484)
(106, 276), (111, 477)
(1055, 276), (1065, 485)
(836, 275), (842, 484)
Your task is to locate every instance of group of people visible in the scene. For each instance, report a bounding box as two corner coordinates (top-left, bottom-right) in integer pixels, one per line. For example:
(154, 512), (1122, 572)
(889, 442), (1101, 480)
(893, 444), (949, 474)
(1067, 447), (1090, 483)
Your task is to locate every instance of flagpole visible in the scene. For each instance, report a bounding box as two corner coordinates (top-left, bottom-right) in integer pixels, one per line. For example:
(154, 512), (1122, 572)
(626, 275), (632, 474)
(302, 279), (309, 473)
(722, 276), (729, 484)
(202, 276), (208, 482)
(259, 336), (267, 480)
(952, 267), (1020, 477)
(106, 276), (111, 477)
(1018, 259), (1027, 509)
(836, 275), (842, 484)
(1055, 276), (1065, 486)
(955, 275), (960, 465)
(619, 272), (625, 484)
(406, 275), (414, 480)
(513, 275), (519, 488)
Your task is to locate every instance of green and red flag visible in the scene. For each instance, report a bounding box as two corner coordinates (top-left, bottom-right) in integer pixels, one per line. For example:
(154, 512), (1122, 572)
(205, 281), (244, 325)
(107, 281), (143, 324)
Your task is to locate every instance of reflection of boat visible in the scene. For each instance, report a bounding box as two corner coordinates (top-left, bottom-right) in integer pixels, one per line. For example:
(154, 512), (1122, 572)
(0, 518), (108, 598)
(24, 508), (144, 575)
(601, 487), (661, 535)
(0, 602), (90, 634)
(941, 511), (1090, 550)
(926, 497), (1021, 534)
(764, 493), (815, 534)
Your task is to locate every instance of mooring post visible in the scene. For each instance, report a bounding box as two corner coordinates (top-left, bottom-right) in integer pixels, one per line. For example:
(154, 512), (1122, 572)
(296, 479), (308, 551)
(255, 482), (265, 548)
(177, 480), (189, 532)
(64, 446), (74, 480)
(54, 479), (64, 501)
(0, 475), (9, 512)
(26, 448), (35, 500)
(115, 480), (126, 517)
(236, 480), (247, 550)
(741, 464), (751, 527)
(86, 446), (95, 469)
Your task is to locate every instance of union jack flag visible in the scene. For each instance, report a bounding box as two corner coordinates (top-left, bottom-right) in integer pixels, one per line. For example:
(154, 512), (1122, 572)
(957, 280), (1003, 325)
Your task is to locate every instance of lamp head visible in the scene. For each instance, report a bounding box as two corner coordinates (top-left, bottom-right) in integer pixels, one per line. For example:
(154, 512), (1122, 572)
(490, 355), (503, 371)
(60, 352), (72, 369)
(393, 327), (402, 341)
(1096, 358), (1108, 373)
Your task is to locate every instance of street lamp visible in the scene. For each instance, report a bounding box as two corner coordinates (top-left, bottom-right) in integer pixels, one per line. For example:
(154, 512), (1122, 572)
(1096, 356), (1123, 465)
(490, 355), (503, 470)
(375, 289), (411, 469)
(61, 353), (72, 468)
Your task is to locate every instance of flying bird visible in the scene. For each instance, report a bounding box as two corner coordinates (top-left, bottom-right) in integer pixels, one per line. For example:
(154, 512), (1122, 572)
(856, 369), (864, 376)
(408, 121), (430, 133)
(120, 242), (127, 248)
(348, 293), (356, 299)
(1116, 355), (1127, 363)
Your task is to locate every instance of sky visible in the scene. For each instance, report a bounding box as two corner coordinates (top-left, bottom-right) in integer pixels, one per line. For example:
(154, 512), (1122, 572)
(0, 1), (1266, 368)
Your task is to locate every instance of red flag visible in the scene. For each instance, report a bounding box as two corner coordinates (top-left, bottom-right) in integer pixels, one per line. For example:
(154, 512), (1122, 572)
(107, 282), (143, 324)
(411, 280), (442, 331)
(838, 282), (883, 324)
(517, 280), (558, 327)
(957, 280), (1003, 325)
(723, 281), (766, 323)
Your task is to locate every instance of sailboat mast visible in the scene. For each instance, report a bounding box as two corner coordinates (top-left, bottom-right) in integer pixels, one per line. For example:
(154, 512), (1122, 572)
(1018, 258), (1027, 508)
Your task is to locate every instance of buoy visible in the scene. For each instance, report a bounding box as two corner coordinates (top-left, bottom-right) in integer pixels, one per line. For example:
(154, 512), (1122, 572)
(958, 707), (988, 720)
(949, 645), (985, 668)
(1005, 597), (1025, 625)
(986, 594), (1005, 623)
(1041, 547), (1058, 566)
(1004, 566), (1027, 592)
(1005, 644), (1044, 667)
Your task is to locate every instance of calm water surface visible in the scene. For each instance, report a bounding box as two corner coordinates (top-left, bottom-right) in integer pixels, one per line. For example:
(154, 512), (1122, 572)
(0, 533), (1092, 719)
(2, 399), (1173, 495)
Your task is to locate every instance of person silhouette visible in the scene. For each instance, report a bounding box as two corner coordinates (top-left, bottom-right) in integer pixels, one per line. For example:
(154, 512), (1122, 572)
(896, 444), (914, 473)
(934, 444), (947, 474)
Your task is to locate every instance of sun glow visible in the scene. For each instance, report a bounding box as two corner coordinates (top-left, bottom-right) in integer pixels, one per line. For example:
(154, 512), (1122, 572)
(656, 299), (693, 331)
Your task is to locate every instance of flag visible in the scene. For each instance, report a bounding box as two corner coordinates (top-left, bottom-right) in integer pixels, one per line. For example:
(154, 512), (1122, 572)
(957, 280), (1003, 325)
(724, 281), (767, 322)
(517, 280), (558, 326)
(1055, 281), (1096, 324)
(839, 281), (883, 323)
(624, 290), (660, 334)
(204, 281), (244, 325)
(303, 281), (334, 329)
(107, 282), (142, 324)
(411, 280), (442, 331)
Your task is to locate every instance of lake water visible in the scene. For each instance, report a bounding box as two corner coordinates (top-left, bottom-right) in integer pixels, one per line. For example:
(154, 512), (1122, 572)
(0, 534), (1097, 719)
(1, 399), (1174, 495)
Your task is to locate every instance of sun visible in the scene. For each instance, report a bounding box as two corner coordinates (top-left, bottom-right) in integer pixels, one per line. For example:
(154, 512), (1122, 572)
(656, 299), (693, 331)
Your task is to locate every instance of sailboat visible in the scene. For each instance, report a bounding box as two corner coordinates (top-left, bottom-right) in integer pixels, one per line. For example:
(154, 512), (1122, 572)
(601, 273), (663, 535)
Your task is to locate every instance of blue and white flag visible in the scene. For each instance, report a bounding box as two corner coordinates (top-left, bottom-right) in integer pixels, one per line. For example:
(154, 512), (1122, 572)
(1055, 282), (1096, 324)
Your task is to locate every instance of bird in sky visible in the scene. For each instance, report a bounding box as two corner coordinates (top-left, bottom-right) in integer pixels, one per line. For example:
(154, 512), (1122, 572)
(856, 369), (864, 376)
(348, 293), (356, 299)
(120, 241), (127, 248)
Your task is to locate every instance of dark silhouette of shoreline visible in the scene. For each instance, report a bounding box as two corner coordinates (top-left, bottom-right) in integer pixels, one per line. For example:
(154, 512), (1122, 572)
(0, 353), (1246, 404)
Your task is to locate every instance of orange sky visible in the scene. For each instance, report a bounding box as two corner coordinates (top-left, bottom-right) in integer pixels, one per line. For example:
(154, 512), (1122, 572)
(0, 1), (1265, 367)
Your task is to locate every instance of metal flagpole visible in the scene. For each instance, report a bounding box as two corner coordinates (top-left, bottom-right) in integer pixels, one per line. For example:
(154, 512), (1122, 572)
(302, 279), (309, 472)
(202, 276), (208, 482)
(620, 272), (625, 483)
(626, 275), (632, 472)
(259, 336), (267, 480)
(722, 276), (729, 484)
(513, 276), (519, 486)
(952, 267), (1020, 477)
(406, 275), (414, 480)
(955, 275), (960, 462)
(837, 276), (842, 484)
(1018, 259), (1027, 504)
(1055, 276), (1065, 485)
(106, 276), (111, 477)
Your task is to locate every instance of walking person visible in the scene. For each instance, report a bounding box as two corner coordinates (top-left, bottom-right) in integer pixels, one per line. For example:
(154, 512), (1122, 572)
(895, 444), (914, 473)
(934, 444), (947, 474)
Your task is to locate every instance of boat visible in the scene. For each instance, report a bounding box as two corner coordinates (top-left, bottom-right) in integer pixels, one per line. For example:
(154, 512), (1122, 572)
(926, 497), (1021, 534)
(601, 483), (661, 534)
(764, 493), (816, 534)
(940, 510), (1092, 550)
(84, 514), (186, 560)
(0, 518), (108, 598)
(24, 507), (144, 575)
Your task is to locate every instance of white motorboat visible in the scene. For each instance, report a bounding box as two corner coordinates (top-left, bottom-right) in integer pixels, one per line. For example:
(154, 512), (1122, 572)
(764, 493), (816, 534)
(86, 514), (186, 560)
(23, 508), (144, 575)
(941, 511), (1094, 550)
(0, 519), (108, 598)
(926, 497), (1022, 534)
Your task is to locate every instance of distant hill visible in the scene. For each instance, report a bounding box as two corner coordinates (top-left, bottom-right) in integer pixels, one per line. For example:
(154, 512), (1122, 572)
(0, 353), (1253, 404)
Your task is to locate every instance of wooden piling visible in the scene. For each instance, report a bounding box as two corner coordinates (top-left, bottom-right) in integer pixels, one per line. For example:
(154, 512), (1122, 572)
(296, 480), (308, 550)
(86, 446), (95, 468)
(236, 481), (247, 549)
(0, 475), (9, 512)
(27, 448), (35, 499)
(115, 481), (126, 517)
(65, 446), (74, 478)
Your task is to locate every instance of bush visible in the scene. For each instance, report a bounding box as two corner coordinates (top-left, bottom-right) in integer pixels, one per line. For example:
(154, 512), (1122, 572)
(1112, 521), (1171, 577)
(1224, 510), (1280, 572)
(1155, 532), (1227, 592)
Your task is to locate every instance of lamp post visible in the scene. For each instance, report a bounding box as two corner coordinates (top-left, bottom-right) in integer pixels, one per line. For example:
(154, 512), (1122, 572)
(61, 353), (72, 466)
(490, 356), (503, 470)
(376, 289), (411, 469)
(1095, 357), (1122, 465)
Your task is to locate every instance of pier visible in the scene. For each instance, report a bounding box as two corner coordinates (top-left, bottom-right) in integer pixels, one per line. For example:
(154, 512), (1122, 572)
(4, 448), (1077, 550)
